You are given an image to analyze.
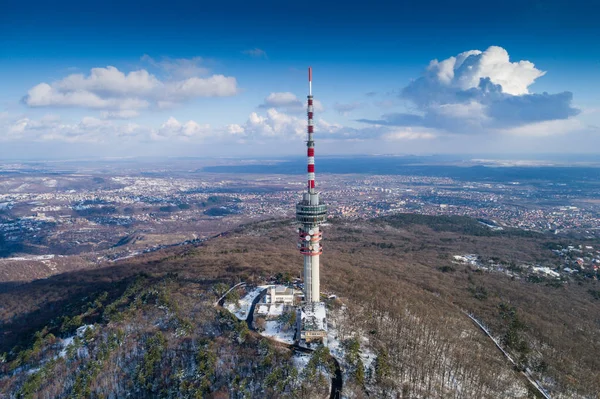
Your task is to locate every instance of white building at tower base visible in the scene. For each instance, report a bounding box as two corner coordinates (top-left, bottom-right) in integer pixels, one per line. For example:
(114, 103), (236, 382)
(298, 302), (327, 344)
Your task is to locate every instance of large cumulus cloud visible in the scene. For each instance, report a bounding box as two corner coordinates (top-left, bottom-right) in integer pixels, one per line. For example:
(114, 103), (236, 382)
(359, 46), (579, 133)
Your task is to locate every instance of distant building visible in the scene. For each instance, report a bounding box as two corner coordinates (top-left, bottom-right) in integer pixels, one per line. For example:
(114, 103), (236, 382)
(532, 266), (560, 278)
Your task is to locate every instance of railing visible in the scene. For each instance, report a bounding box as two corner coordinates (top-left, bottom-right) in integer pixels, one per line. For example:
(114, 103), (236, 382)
(296, 203), (328, 224)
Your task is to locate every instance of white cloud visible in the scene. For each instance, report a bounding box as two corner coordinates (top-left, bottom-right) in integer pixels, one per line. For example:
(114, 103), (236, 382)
(382, 128), (437, 141)
(499, 119), (585, 137)
(4, 115), (108, 143)
(226, 124), (245, 135)
(316, 119), (344, 133)
(101, 110), (140, 120)
(79, 116), (108, 128)
(25, 82), (149, 110)
(0, 112), (160, 144)
(242, 48), (267, 58)
(24, 65), (239, 113)
(54, 66), (158, 95)
(0, 109), (358, 147)
(232, 108), (337, 139)
(245, 108), (305, 137)
(333, 102), (363, 115)
(263, 92), (301, 108)
(118, 123), (146, 137)
(141, 55), (209, 79)
(0, 110), (404, 146)
(427, 46), (544, 96)
(259, 92), (324, 113)
(153, 117), (211, 140)
(163, 75), (237, 101)
(435, 101), (486, 119)
(360, 46), (579, 134)
(238, 108), (434, 142)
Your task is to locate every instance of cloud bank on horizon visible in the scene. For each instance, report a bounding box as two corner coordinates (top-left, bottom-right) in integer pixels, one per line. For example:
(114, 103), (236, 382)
(0, 46), (591, 156)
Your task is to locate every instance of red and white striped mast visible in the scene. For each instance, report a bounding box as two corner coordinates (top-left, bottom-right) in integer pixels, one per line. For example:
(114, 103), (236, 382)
(296, 67), (327, 304)
(307, 67), (315, 193)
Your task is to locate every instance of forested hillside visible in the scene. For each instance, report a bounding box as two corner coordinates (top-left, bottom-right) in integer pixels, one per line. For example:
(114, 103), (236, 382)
(1, 215), (599, 398)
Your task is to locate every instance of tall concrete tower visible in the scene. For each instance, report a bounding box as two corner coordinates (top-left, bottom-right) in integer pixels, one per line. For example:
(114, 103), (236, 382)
(296, 67), (328, 303)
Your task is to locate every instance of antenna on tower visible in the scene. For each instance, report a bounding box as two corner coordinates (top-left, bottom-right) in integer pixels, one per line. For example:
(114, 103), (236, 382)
(307, 67), (315, 194)
(308, 66), (312, 96)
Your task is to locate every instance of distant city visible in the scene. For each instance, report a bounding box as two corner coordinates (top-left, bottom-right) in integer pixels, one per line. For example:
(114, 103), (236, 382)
(1, 156), (599, 276)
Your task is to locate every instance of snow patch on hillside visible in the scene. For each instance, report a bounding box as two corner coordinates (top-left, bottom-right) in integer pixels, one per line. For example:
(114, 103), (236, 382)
(260, 320), (295, 344)
(292, 353), (311, 372)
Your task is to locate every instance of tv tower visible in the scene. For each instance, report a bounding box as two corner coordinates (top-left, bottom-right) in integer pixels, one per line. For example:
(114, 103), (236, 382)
(296, 67), (328, 303)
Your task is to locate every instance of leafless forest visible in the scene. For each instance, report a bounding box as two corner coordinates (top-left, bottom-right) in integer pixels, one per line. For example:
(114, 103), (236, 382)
(1, 215), (599, 398)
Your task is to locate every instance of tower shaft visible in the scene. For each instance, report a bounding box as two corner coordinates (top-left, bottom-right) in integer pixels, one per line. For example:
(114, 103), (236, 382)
(296, 67), (327, 304)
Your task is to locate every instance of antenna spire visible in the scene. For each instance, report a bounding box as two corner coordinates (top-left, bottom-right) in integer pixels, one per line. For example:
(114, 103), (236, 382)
(307, 67), (315, 193)
(308, 66), (312, 96)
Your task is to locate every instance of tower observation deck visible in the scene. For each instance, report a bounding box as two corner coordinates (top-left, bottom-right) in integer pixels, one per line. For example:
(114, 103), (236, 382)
(296, 67), (328, 304)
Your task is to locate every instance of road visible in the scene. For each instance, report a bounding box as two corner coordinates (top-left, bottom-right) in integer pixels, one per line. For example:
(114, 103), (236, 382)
(245, 286), (266, 329)
(216, 281), (246, 307)
(329, 356), (343, 399)
(465, 312), (552, 399)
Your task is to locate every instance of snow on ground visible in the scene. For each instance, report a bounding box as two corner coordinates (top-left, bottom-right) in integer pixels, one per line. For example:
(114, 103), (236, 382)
(326, 307), (345, 360)
(327, 323), (344, 360)
(300, 302), (327, 331)
(257, 305), (269, 315)
(292, 353), (311, 372)
(260, 320), (295, 344)
(256, 303), (284, 317)
(4, 254), (56, 261)
(327, 304), (377, 390)
(58, 336), (75, 358)
(111, 251), (141, 262)
(225, 285), (269, 321)
(268, 303), (284, 317)
(359, 336), (377, 369)
(76, 324), (94, 337)
(55, 324), (94, 359)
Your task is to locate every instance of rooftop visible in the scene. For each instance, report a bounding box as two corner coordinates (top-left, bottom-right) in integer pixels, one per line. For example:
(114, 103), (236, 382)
(271, 285), (294, 295)
(300, 302), (327, 332)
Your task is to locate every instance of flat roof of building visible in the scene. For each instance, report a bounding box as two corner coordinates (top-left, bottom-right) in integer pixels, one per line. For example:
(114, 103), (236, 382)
(300, 302), (327, 331)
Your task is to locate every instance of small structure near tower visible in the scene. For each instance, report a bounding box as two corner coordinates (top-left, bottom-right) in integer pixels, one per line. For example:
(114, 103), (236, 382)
(298, 302), (327, 344)
(266, 285), (295, 305)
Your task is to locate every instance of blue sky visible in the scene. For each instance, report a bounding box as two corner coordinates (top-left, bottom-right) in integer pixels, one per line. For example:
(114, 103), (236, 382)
(1, 0), (599, 159)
